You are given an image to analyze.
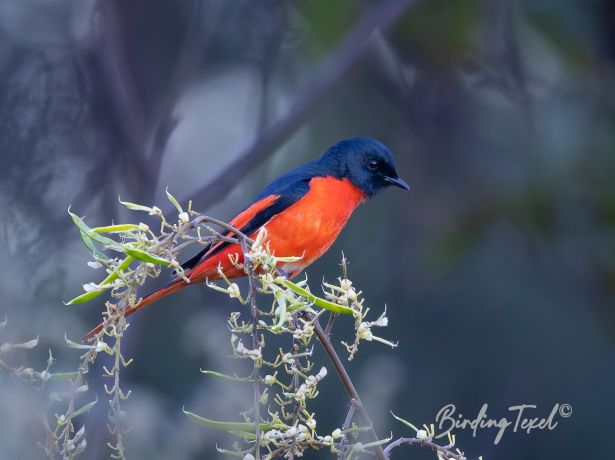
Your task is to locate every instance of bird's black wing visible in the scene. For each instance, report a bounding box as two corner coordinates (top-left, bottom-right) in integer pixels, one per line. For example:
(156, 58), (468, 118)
(181, 173), (313, 271)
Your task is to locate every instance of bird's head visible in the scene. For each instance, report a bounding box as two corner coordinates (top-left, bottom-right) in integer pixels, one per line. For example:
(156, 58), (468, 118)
(321, 137), (409, 197)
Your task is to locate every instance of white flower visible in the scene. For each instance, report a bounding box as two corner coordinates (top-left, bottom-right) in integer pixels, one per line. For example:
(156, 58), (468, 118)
(87, 261), (101, 269)
(178, 212), (189, 224)
(340, 278), (353, 291)
(372, 316), (388, 327)
(417, 429), (428, 441)
(95, 341), (111, 353)
(315, 366), (327, 379)
(243, 455), (255, 460)
(235, 341), (262, 361)
(306, 418), (316, 429)
(264, 430), (279, 442)
(148, 206), (161, 216)
(357, 322), (373, 341)
(138, 222), (149, 232)
(264, 374), (276, 385)
(82, 282), (102, 293)
(227, 283), (241, 299)
(332, 428), (343, 439)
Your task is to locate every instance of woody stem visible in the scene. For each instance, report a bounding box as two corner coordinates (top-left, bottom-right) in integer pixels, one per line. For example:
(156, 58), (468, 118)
(305, 313), (387, 460)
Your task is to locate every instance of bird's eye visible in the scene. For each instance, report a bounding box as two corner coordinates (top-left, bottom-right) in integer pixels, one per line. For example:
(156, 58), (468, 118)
(367, 160), (379, 171)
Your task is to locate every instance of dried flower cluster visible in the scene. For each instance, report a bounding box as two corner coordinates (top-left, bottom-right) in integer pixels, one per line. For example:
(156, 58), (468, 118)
(1, 191), (478, 460)
(185, 226), (399, 459)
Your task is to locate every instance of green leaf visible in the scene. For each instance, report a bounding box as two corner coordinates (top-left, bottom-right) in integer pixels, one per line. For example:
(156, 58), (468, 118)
(50, 371), (79, 381)
(123, 247), (171, 266)
(68, 209), (117, 246)
(229, 431), (257, 440)
(101, 256), (134, 284)
(72, 397), (98, 418)
(65, 256), (134, 305)
(165, 187), (183, 214)
(283, 280), (353, 315)
(183, 408), (278, 432)
(79, 231), (109, 260)
(200, 370), (255, 383)
(390, 411), (419, 433)
(64, 290), (106, 305)
(118, 198), (153, 213)
(92, 224), (140, 233)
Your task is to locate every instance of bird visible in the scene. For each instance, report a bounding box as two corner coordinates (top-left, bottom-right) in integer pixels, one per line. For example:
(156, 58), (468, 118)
(84, 137), (408, 340)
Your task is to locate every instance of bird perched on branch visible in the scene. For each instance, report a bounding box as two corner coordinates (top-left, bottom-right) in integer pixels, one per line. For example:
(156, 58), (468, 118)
(84, 137), (408, 340)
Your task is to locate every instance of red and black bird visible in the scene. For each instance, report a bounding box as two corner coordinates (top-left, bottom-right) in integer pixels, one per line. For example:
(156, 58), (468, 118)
(85, 137), (408, 339)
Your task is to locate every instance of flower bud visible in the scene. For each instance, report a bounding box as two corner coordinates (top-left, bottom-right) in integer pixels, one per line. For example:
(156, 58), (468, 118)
(417, 429), (428, 441)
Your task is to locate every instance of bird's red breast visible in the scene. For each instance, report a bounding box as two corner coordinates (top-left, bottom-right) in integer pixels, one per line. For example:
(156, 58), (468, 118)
(189, 176), (366, 281)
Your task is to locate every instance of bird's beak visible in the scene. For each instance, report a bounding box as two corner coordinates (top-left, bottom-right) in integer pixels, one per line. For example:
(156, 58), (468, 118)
(382, 175), (410, 190)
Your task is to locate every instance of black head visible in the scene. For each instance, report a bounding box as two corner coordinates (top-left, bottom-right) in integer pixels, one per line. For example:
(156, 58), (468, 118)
(319, 137), (409, 197)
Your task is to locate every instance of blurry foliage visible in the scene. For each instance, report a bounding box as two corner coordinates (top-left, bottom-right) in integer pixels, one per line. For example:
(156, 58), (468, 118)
(295, 0), (361, 55)
(392, 0), (481, 68)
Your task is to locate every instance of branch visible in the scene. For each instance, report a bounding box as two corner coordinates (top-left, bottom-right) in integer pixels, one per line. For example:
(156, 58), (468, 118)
(306, 314), (387, 460)
(337, 400), (357, 459)
(180, 0), (418, 210)
(383, 437), (466, 459)
(240, 238), (262, 460)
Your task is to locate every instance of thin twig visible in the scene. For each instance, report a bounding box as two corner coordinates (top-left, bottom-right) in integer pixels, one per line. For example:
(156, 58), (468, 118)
(306, 314), (387, 460)
(241, 238), (261, 460)
(383, 437), (465, 459)
(288, 315), (302, 460)
(337, 400), (357, 459)
(324, 312), (338, 338)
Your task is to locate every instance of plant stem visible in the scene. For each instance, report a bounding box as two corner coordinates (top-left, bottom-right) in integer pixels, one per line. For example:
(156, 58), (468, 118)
(306, 314), (387, 460)
(337, 400), (357, 459)
(242, 239), (261, 460)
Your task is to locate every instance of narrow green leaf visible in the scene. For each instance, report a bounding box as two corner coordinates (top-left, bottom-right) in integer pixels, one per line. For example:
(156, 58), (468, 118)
(79, 231), (109, 260)
(200, 370), (255, 383)
(165, 187), (183, 213)
(118, 198), (153, 213)
(229, 431), (257, 440)
(283, 280), (353, 315)
(68, 209), (116, 246)
(390, 411), (419, 433)
(183, 408), (277, 432)
(65, 256), (133, 305)
(64, 290), (105, 305)
(50, 371), (79, 381)
(92, 224), (140, 233)
(123, 247), (171, 266)
(72, 397), (98, 418)
(101, 256), (134, 284)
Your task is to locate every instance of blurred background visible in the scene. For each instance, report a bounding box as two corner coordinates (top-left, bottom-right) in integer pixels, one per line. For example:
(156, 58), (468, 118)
(0, 0), (614, 459)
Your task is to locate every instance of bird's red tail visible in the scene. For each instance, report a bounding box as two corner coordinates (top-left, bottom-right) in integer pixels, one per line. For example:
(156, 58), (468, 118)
(82, 279), (188, 341)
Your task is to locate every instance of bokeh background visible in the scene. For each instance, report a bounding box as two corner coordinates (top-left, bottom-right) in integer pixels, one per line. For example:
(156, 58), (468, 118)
(1, 0), (614, 459)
